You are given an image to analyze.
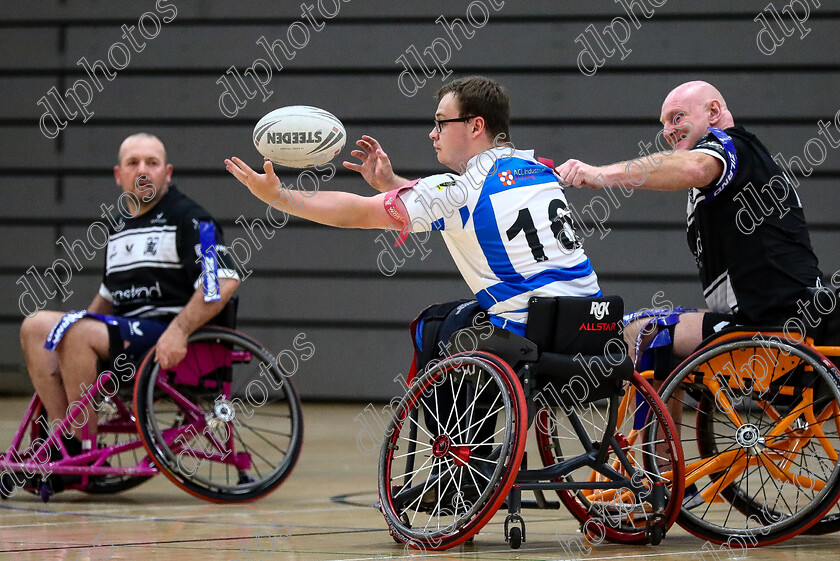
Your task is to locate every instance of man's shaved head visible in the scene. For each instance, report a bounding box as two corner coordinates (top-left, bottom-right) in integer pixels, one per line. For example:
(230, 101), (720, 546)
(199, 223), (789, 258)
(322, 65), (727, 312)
(117, 132), (167, 165)
(663, 81), (729, 114)
(660, 80), (735, 151)
(113, 132), (173, 216)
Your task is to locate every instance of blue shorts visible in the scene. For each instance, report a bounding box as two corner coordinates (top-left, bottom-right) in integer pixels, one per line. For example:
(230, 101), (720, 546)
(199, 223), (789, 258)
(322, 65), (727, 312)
(45, 311), (170, 359)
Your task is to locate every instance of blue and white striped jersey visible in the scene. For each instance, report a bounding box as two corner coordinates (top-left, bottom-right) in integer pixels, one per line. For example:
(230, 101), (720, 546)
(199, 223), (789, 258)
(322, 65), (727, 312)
(399, 148), (601, 334)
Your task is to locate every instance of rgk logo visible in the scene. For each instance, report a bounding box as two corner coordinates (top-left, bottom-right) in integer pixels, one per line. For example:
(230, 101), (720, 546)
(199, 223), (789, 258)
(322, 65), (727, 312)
(590, 301), (610, 320)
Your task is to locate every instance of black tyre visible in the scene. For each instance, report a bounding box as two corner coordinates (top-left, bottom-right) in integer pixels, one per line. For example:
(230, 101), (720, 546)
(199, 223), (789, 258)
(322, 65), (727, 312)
(134, 327), (303, 502)
(509, 526), (522, 549)
(647, 523), (664, 545)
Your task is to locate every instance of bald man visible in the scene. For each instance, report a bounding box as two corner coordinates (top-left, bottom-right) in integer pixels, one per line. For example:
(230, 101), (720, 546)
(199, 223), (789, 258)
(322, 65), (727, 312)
(19, 133), (239, 463)
(557, 81), (822, 359)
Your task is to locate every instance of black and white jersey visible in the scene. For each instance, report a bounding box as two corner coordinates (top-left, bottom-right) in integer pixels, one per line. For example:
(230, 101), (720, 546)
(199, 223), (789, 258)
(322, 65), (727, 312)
(100, 185), (238, 318)
(687, 126), (821, 324)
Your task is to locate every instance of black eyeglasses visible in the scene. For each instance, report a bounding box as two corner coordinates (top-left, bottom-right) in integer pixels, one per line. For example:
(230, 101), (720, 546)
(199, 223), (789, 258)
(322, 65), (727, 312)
(434, 115), (478, 133)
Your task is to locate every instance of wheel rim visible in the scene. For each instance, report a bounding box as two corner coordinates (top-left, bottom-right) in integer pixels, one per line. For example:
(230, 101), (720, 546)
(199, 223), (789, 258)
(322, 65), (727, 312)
(136, 328), (302, 500)
(534, 371), (684, 543)
(379, 353), (526, 548)
(661, 336), (840, 543)
(804, 399), (840, 534)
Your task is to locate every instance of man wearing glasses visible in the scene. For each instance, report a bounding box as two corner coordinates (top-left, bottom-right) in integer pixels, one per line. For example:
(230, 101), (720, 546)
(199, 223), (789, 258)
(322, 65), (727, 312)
(226, 75), (600, 340)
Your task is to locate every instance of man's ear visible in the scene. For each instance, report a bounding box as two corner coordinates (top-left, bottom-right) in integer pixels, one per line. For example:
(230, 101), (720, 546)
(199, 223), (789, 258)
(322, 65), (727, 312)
(472, 116), (486, 137)
(114, 165), (122, 186)
(707, 99), (723, 126)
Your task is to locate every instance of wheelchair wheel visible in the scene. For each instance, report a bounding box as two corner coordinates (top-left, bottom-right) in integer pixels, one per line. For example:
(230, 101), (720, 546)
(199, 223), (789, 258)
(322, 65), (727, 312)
(659, 336), (840, 546)
(696, 393), (840, 538)
(535, 371), (685, 544)
(803, 395), (840, 534)
(379, 351), (528, 550)
(134, 327), (303, 503)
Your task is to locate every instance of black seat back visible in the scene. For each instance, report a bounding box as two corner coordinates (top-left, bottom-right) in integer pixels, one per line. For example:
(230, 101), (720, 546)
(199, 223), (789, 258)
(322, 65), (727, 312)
(526, 295), (624, 354)
(526, 295), (633, 404)
(207, 296), (238, 329)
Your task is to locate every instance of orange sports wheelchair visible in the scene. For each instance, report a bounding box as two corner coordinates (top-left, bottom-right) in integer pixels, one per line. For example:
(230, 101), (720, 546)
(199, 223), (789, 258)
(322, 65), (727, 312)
(629, 300), (840, 546)
(0, 303), (302, 503)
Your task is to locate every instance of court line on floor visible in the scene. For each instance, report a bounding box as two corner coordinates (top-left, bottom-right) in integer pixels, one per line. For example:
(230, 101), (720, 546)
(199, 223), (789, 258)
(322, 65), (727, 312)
(1, 518), (821, 559)
(2, 499), (823, 558)
(0, 500), (379, 527)
(0, 526), (386, 554)
(318, 539), (840, 561)
(6, 538), (814, 561)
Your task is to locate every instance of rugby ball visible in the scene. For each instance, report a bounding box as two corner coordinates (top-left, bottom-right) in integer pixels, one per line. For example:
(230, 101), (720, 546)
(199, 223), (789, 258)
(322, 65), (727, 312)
(253, 106), (346, 168)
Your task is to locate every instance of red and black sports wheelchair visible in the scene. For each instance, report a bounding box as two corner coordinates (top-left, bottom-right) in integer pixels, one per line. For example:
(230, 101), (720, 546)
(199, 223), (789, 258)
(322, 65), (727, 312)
(377, 295), (686, 550)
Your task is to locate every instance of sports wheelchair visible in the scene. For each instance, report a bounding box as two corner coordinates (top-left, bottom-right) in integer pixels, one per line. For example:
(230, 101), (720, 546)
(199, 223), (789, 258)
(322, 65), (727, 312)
(633, 307), (840, 546)
(377, 296), (685, 550)
(0, 305), (303, 503)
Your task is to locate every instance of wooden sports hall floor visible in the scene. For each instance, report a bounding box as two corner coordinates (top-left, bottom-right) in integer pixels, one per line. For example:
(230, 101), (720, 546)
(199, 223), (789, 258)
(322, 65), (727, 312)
(0, 398), (836, 560)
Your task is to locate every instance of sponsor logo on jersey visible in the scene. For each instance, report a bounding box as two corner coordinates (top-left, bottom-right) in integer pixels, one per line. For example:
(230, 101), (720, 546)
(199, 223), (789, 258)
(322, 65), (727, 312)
(144, 236), (160, 256)
(435, 181), (456, 191)
(265, 131), (324, 144)
(150, 212), (167, 225)
(498, 170), (515, 186)
(514, 168), (541, 178)
(112, 281), (162, 301)
(590, 301), (610, 320)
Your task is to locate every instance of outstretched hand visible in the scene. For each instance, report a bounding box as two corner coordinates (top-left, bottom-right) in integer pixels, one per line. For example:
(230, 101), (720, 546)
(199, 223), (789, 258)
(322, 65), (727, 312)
(555, 159), (603, 189)
(225, 156), (283, 204)
(342, 135), (399, 193)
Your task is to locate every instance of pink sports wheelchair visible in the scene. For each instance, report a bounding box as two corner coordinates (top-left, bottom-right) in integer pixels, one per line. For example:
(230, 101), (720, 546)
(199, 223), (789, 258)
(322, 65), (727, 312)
(0, 305), (303, 503)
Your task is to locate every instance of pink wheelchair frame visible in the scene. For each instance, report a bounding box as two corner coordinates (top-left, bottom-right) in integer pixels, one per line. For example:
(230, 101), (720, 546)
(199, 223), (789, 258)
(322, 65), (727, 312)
(0, 326), (303, 503)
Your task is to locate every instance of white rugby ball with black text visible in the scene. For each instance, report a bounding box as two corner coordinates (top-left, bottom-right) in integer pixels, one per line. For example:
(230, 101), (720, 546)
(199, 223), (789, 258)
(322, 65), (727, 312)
(253, 105), (346, 168)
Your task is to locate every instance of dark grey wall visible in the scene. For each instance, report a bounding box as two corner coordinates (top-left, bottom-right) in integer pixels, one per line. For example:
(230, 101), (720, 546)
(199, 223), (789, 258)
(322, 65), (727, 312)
(1, 1), (838, 400)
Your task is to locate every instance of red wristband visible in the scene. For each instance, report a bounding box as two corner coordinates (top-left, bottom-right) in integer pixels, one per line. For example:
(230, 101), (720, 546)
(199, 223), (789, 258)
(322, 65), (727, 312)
(383, 178), (421, 247)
